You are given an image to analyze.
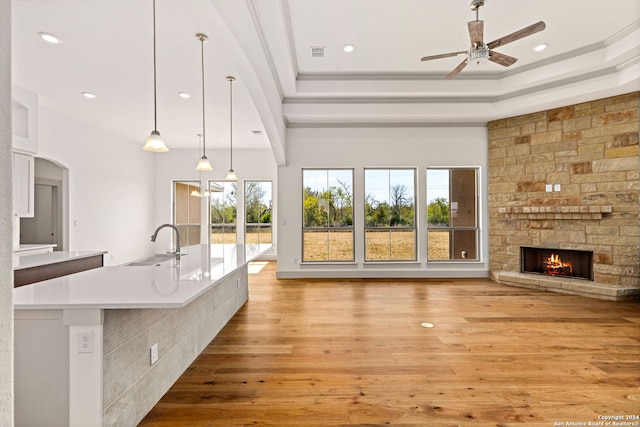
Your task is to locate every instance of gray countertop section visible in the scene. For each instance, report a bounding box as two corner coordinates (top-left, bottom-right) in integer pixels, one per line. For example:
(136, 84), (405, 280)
(14, 250), (108, 270)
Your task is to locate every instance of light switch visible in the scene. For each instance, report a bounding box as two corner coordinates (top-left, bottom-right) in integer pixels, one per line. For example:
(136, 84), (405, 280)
(545, 184), (553, 192)
(554, 184), (561, 192)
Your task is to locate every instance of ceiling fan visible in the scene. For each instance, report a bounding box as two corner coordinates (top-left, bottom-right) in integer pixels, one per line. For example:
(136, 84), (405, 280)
(420, 0), (546, 79)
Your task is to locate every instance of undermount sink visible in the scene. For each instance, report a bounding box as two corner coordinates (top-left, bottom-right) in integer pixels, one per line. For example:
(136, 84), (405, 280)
(125, 253), (179, 266)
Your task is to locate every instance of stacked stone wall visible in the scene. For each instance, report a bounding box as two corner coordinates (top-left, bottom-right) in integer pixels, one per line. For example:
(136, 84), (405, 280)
(488, 92), (640, 290)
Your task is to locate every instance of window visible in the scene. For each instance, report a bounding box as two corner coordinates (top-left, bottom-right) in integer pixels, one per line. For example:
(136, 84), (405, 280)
(245, 180), (272, 245)
(427, 168), (478, 261)
(173, 181), (201, 247)
(302, 169), (354, 262)
(209, 181), (237, 244)
(364, 168), (416, 261)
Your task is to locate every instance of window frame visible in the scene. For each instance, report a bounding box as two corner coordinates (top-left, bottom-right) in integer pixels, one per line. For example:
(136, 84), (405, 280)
(301, 168), (355, 263)
(172, 180), (203, 247)
(208, 180), (238, 245)
(244, 180), (273, 246)
(363, 167), (417, 262)
(426, 167), (479, 262)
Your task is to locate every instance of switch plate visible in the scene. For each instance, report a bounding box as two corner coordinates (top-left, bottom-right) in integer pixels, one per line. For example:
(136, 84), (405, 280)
(554, 184), (561, 192)
(78, 331), (93, 353)
(545, 184), (553, 192)
(150, 343), (159, 365)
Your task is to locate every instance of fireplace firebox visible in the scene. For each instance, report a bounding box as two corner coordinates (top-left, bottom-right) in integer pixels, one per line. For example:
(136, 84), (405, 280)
(520, 247), (593, 281)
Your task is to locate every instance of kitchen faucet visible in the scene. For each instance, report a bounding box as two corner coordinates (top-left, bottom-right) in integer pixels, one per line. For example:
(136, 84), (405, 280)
(150, 224), (181, 260)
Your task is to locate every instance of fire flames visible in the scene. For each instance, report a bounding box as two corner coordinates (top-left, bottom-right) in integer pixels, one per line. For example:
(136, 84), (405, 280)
(544, 253), (573, 276)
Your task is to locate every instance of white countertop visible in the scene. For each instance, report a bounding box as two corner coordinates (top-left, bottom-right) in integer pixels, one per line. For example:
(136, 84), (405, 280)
(14, 250), (107, 270)
(14, 244), (271, 310)
(14, 244), (57, 253)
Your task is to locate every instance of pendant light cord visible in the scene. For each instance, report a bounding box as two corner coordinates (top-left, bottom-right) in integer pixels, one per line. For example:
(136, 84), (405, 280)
(152, 0), (158, 131)
(228, 77), (233, 169)
(200, 36), (206, 157)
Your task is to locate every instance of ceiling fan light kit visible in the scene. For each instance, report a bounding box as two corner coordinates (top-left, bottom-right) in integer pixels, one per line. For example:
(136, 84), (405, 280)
(468, 46), (489, 66)
(421, 0), (546, 78)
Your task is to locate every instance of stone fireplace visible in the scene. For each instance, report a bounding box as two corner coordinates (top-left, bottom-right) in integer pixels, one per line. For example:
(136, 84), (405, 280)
(488, 92), (640, 300)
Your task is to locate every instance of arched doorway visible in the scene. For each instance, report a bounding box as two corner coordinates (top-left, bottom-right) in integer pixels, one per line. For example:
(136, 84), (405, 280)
(19, 157), (69, 251)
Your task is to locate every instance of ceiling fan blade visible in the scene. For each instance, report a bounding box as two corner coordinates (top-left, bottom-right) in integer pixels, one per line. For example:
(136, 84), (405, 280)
(489, 50), (518, 67)
(421, 51), (467, 62)
(487, 21), (546, 49)
(468, 20), (484, 46)
(446, 59), (468, 79)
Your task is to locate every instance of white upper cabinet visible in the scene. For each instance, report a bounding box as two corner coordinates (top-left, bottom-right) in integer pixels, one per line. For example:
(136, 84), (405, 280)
(13, 153), (35, 218)
(12, 86), (38, 154)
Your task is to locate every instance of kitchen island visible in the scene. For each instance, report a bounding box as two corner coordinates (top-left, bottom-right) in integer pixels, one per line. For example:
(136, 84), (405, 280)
(14, 244), (270, 427)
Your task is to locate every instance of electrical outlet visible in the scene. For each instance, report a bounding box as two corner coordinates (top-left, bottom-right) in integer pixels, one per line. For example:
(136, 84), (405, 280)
(237, 278), (240, 289)
(150, 343), (159, 365)
(78, 331), (93, 353)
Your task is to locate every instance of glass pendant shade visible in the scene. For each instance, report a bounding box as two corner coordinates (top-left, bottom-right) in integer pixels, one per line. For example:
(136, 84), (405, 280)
(143, 130), (169, 152)
(196, 155), (213, 171)
(225, 169), (237, 181)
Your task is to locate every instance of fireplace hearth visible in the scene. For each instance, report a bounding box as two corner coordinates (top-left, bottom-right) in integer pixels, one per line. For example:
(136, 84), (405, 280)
(521, 247), (593, 281)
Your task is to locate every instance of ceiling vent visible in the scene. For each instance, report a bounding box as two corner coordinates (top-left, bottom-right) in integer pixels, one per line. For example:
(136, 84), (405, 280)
(311, 46), (325, 58)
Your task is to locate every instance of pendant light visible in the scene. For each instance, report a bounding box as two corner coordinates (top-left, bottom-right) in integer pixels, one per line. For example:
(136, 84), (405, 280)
(195, 34), (213, 171)
(225, 76), (238, 181)
(190, 134), (211, 197)
(143, 0), (169, 152)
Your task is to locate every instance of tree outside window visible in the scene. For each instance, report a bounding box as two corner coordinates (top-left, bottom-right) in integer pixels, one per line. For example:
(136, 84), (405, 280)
(302, 169), (354, 262)
(209, 181), (237, 244)
(364, 168), (416, 261)
(245, 180), (272, 245)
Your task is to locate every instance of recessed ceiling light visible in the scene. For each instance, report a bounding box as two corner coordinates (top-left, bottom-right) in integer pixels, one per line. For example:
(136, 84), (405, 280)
(533, 43), (548, 52)
(343, 44), (355, 53)
(178, 92), (191, 99)
(81, 92), (96, 99)
(38, 32), (62, 44)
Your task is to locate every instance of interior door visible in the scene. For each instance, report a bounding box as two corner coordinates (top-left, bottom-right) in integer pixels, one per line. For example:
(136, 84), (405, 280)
(20, 184), (57, 245)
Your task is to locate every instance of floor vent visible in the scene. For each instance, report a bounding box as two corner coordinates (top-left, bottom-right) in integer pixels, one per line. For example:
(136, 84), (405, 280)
(311, 46), (325, 58)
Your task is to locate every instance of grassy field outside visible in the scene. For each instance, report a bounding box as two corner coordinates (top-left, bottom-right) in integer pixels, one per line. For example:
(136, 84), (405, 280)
(211, 229), (451, 260)
(211, 231), (273, 245)
(303, 230), (450, 261)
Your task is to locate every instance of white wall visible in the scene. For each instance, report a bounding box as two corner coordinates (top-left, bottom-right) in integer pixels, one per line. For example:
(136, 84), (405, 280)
(37, 107), (155, 265)
(153, 148), (277, 253)
(0, 0), (13, 423)
(278, 126), (489, 278)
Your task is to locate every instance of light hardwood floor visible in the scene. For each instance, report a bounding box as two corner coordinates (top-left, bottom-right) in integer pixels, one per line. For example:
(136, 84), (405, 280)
(140, 262), (640, 426)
